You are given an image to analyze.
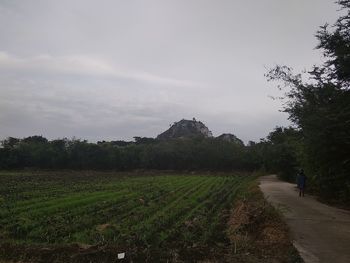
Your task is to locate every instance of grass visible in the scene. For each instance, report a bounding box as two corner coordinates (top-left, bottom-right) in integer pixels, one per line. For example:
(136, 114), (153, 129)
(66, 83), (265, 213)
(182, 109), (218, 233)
(227, 183), (303, 263)
(0, 171), (254, 262)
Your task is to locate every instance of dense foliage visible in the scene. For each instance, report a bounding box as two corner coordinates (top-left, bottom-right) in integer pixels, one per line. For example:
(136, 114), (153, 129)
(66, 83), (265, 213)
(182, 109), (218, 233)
(250, 127), (301, 182)
(266, 0), (350, 203)
(0, 135), (258, 171)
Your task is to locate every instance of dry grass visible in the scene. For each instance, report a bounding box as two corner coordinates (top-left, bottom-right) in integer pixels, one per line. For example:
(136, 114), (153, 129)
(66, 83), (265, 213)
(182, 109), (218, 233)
(226, 183), (303, 263)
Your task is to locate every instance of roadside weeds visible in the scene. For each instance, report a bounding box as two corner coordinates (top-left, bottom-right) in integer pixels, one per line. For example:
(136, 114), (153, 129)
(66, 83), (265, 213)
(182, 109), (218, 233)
(226, 183), (303, 263)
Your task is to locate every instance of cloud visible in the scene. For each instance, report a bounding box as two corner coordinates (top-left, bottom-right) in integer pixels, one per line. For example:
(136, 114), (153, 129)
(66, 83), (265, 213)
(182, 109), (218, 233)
(0, 50), (290, 142)
(0, 51), (197, 87)
(1, 0), (337, 143)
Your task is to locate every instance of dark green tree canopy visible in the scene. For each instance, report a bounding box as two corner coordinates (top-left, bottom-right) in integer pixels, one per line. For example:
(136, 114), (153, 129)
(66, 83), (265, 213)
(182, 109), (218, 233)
(315, 0), (350, 87)
(266, 0), (350, 203)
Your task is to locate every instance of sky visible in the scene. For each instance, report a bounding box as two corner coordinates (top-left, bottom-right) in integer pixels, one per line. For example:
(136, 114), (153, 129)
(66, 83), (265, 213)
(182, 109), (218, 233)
(0, 0), (341, 143)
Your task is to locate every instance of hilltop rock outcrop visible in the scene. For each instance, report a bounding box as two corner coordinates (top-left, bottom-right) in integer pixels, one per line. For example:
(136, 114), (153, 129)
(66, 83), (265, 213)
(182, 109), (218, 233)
(157, 118), (213, 140)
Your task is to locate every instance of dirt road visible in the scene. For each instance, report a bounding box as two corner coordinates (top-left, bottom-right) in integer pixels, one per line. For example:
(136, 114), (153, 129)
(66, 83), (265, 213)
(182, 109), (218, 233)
(259, 175), (350, 263)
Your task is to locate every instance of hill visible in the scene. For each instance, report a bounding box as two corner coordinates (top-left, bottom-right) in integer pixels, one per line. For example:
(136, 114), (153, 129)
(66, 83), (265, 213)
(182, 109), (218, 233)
(157, 118), (213, 140)
(217, 133), (244, 146)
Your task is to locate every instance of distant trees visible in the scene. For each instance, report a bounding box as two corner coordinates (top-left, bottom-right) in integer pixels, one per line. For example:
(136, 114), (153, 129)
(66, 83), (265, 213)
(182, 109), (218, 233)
(250, 127), (301, 182)
(266, 0), (350, 203)
(0, 136), (257, 171)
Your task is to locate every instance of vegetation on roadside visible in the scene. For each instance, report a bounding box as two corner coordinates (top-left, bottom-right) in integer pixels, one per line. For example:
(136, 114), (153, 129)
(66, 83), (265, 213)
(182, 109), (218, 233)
(265, 0), (350, 204)
(227, 183), (303, 263)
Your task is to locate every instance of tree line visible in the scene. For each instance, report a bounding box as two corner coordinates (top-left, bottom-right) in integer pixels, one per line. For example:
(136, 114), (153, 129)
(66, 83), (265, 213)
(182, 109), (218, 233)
(0, 135), (261, 171)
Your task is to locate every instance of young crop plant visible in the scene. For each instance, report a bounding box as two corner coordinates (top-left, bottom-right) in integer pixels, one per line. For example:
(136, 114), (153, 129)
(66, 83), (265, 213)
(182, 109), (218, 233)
(0, 171), (255, 262)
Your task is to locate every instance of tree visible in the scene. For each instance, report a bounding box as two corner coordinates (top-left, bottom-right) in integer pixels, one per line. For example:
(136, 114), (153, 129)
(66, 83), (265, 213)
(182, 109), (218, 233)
(1, 137), (21, 148)
(262, 127), (301, 182)
(314, 0), (350, 87)
(266, 0), (350, 203)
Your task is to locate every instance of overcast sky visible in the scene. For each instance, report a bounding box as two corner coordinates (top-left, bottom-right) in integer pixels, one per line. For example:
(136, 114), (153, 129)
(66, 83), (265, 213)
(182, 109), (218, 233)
(0, 0), (340, 143)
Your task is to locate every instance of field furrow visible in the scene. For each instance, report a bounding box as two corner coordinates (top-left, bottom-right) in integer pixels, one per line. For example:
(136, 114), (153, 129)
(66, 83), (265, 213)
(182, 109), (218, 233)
(0, 171), (254, 258)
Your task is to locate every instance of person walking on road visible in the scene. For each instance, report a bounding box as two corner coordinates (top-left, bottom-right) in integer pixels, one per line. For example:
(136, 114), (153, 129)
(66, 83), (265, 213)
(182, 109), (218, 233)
(297, 169), (306, 197)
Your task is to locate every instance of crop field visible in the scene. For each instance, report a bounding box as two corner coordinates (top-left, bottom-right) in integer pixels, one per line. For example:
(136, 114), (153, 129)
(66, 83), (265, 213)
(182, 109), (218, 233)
(0, 171), (254, 261)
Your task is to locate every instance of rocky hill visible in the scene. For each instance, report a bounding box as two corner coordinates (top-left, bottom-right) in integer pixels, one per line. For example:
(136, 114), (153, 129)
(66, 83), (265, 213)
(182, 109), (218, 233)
(217, 133), (244, 146)
(157, 119), (213, 140)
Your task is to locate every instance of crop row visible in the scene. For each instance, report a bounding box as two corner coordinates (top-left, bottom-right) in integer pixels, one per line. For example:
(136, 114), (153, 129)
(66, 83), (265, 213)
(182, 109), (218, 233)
(0, 172), (253, 252)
